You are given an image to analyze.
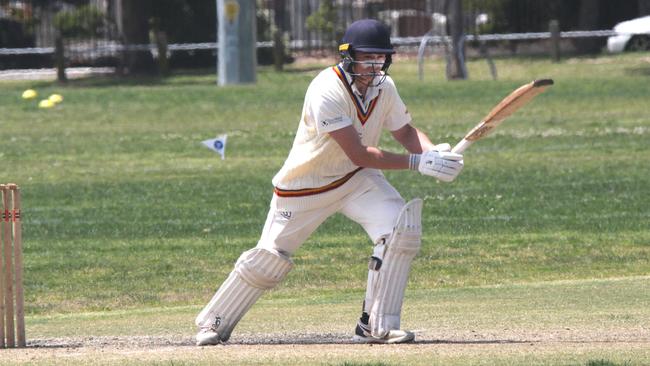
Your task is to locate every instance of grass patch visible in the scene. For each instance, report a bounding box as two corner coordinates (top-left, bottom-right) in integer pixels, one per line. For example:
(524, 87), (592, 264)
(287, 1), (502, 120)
(1, 54), (648, 317)
(3, 51), (650, 365)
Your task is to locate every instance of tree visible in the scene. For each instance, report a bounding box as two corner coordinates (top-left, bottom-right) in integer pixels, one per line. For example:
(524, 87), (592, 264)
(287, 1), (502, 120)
(120, 0), (155, 74)
(273, 0), (286, 71)
(640, 0), (650, 15)
(575, 0), (601, 54)
(305, 0), (338, 46)
(53, 4), (104, 38)
(447, 0), (466, 79)
(149, 0), (216, 43)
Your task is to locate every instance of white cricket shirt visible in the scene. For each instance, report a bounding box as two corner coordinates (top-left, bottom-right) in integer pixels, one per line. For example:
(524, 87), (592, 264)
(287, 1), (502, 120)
(271, 64), (412, 210)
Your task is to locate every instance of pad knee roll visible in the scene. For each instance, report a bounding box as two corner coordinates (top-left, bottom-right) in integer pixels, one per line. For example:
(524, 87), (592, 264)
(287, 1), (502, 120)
(195, 248), (293, 341)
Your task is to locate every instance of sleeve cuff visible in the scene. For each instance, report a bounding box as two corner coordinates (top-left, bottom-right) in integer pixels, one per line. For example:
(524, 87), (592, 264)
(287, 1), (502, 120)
(409, 154), (421, 170)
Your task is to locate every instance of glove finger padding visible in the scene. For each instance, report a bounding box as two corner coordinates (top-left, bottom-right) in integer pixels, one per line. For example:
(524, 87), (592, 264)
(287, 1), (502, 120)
(439, 165), (462, 175)
(440, 159), (463, 167)
(432, 143), (451, 152)
(418, 150), (464, 182)
(438, 151), (463, 161)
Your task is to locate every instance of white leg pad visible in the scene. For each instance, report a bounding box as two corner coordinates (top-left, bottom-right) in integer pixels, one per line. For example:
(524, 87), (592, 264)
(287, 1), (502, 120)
(195, 248), (293, 342)
(367, 198), (422, 338)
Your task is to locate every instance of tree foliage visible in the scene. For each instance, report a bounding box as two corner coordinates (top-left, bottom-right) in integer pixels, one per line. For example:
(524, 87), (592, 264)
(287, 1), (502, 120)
(465, 0), (641, 33)
(150, 0), (216, 43)
(306, 0), (339, 41)
(54, 4), (105, 38)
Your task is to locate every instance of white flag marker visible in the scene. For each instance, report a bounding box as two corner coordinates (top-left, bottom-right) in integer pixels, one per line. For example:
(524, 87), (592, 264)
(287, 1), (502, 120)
(201, 134), (227, 160)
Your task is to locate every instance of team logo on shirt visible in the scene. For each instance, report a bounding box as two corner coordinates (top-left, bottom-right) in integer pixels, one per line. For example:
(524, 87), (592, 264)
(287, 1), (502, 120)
(321, 116), (345, 127)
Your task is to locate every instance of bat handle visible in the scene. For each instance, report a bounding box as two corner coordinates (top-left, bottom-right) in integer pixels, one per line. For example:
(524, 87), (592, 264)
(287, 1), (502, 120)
(451, 138), (472, 154)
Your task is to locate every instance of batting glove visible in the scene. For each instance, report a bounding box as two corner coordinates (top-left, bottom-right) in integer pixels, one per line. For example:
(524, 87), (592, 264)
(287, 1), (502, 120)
(430, 143), (451, 152)
(410, 150), (464, 182)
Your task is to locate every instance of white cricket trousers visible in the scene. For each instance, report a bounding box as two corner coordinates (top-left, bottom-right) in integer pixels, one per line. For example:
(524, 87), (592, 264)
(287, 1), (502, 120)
(257, 169), (405, 256)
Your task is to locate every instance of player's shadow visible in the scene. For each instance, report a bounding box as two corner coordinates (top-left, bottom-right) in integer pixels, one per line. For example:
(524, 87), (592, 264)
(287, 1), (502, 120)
(419, 339), (534, 345)
(226, 334), (534, 346)
(24, 335), (535, 348)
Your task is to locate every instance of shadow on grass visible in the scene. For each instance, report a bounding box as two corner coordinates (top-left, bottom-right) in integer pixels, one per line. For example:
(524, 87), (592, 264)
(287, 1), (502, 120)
(25, 64), (327, 89)
(281, 65), (329, 74)
(624, 66), (650, 77)
(63, 71), (216, 88)
(228, 335), (535, 346)
(64, 75), (167, 88)
(27, 68), (219, 89)
(425, 339), (533, 345)
(27, 336), (196, 349)
(586, 360), (632, 366)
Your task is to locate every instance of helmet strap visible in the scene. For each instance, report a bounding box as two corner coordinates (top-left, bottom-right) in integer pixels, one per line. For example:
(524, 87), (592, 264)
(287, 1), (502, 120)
(382, 54), (392, 72)
(340, 49), (355, 73)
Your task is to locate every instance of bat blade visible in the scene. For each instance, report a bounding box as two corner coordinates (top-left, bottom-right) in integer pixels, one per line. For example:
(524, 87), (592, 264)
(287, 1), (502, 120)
(452, 79), (553, 154)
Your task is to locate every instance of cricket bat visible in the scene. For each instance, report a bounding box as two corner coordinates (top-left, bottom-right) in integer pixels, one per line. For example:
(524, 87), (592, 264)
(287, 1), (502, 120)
(452, 79), (554, 154)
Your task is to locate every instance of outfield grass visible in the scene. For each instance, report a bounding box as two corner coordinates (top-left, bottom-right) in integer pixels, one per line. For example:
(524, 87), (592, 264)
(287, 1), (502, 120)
(1, 53), (649, 364)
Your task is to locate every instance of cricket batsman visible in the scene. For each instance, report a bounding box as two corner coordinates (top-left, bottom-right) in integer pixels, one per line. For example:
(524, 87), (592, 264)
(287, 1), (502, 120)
(195, 18), (464, 345)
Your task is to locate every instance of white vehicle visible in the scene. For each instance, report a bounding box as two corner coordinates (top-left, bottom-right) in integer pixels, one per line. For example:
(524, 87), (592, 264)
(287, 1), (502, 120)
(607, 15), (650, 53)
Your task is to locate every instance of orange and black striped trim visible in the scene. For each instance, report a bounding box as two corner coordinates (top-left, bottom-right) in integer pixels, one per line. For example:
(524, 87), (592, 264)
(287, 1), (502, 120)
(274, 167), (363, 198)
(332, 66), (380, 125)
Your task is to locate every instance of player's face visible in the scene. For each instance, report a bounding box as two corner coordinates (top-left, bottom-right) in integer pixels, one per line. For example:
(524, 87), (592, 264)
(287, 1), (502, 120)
(352, 52), (386, 85)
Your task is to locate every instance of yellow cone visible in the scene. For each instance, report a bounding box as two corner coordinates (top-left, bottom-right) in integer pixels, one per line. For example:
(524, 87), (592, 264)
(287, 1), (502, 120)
(39, 99), (55, 108)
(49, 94), (64, 104)
(22, 89), (37, 99)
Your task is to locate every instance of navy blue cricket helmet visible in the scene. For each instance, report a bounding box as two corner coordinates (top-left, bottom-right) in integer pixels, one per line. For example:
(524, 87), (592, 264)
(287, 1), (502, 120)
(339, 19), (394, 83)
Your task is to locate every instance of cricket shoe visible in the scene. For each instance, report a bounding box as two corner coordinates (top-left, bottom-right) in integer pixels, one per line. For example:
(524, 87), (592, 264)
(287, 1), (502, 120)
(196, 327), (223, 346)
(352, 319), (415, 344)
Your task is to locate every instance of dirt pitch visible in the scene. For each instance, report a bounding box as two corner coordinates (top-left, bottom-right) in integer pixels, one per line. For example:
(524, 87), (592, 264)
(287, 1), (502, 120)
(5, 328), (649, 365)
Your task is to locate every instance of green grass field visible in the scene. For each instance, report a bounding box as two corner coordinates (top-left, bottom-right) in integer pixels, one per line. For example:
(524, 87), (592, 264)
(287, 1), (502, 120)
(0, 53), (649, 365)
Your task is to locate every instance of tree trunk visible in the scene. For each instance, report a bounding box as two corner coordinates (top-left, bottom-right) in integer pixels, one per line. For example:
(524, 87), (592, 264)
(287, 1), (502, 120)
(640, 0), (650, 15)
(273, 0), (286, 71)
(121, 0), (155, 74)
(55, 34), (67, 83)
(447, 0), (466, 80)
(574, 0), (600, 54)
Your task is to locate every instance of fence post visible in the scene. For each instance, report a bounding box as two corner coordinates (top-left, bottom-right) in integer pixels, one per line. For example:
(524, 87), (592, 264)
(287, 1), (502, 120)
(447, 0), (467, 80)
(273, 0), (286, 71)
(549, 20), (561, 62)
(217, 0), (257, 85)
(273, 28), (284, 71)
(151, 17), (169, 77)
(156, 31), (169, 76)
(54, 35), (67, 83)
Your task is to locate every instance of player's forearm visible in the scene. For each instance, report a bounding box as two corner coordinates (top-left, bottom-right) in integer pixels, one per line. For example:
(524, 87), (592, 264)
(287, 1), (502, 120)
(351, 146), (410, 170)
(413, 128), (436, 152)
(392, 125), (436, 154)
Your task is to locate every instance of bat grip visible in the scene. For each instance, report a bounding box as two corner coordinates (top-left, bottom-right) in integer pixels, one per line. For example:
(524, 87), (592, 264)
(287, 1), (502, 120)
(451, 138), (473, 154)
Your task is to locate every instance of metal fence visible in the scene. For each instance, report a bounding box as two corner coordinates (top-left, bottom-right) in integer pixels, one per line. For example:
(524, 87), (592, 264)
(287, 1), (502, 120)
(0, 0), (643, 71)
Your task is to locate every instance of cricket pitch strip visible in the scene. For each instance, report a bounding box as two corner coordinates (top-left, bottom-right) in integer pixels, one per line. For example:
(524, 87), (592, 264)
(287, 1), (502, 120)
(4, 330), (649, 365)
(5, 277), (649, 365)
